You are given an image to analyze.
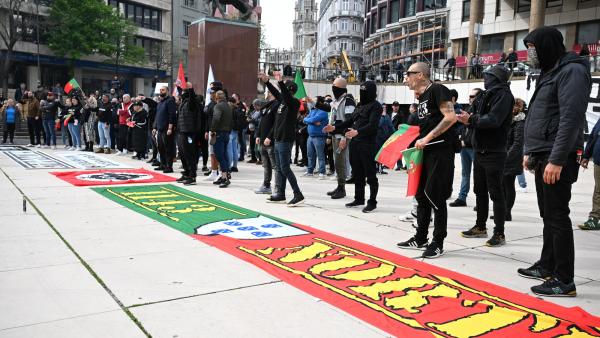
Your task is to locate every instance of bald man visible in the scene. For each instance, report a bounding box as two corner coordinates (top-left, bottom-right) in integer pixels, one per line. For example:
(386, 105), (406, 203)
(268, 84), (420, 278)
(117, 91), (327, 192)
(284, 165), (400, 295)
(326, 77), (356, 199)
(397, 62), (457, 259)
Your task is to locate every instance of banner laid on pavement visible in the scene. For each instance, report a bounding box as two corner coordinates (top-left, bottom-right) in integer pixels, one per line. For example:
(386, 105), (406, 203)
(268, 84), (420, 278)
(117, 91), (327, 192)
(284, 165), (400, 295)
(0, 145), (30, 151)
(3, 150), (75, 169)
(51, 168), (176, 186)
(55, 152), (131, 169)
(94, 184), (600, 338)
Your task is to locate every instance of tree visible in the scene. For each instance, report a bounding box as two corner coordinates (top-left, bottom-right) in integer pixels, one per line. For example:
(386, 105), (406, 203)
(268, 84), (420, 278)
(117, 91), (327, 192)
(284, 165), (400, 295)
(47, 0), (144, 77)
(0, 0), (28, 97)
(106, 19), (145, 77)
(149, 41), (171, 80)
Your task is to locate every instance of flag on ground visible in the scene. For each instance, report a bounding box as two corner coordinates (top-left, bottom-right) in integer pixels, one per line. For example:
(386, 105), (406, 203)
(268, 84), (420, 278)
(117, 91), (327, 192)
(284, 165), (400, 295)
(375, 124), (420, 169)
(173, 62), (187, 96)
(205, 64), (215, 107)
(402, 147), (423, 197)
(64, 79), (80, 94)
(293, 70), (307, 99)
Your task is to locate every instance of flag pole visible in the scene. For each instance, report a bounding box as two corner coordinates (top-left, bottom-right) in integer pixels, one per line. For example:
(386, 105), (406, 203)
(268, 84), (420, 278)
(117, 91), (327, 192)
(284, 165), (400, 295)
(400, 140), (445, 153)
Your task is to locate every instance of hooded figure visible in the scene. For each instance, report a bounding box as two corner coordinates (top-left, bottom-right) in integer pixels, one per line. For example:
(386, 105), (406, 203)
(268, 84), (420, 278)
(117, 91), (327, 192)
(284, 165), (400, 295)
(523, 26), (566, 72)
(359, 80), (377, 104)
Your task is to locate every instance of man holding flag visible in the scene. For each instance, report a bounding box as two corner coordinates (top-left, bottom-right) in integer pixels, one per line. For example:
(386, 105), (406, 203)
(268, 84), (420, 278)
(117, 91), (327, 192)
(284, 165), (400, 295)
(397, 62), (457, 259)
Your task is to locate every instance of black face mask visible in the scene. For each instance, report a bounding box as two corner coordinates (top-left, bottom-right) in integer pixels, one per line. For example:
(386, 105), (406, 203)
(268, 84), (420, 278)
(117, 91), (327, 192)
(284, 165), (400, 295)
(483, 73), (500, 90)
(332, 86), (346, 100)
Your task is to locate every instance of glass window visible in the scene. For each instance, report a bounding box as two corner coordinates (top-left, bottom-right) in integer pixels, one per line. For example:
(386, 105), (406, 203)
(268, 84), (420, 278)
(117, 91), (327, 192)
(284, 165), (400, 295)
(342, 0), (349, 10)
(135, 6), (143, 26)
(517, 0), (530, 12)
(126, 3), (134, 19)
(546, 0), (562, 7)
(143, 8), (150, 28)
(183, 20), (191, 36)
(577, 20), (600, 44)
(462, 0), (470, 22)
(390, 0), (400, 23)
(479, 34), (505, 54)
(404, 0), (416, 17)
(151, 10), (159, 30)
(379, 6), (386, 28)
(371, 13), (377, 32)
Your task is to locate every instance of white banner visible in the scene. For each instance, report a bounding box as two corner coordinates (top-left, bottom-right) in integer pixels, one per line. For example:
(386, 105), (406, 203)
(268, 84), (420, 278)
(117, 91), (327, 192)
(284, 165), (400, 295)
(56, 152), (131, 169)
(196, 215), (309, 240)
(3, 150), (75, 169)
(0, 145), (31, 152)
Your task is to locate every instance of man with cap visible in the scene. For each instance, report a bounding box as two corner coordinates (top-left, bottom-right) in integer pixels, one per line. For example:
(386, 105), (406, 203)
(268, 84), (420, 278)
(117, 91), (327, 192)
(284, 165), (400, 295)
(457, 65), (514, 247)
(203, 81), (224, 181)
(516, 26), (591, 297)
(258, 71), (305, 206)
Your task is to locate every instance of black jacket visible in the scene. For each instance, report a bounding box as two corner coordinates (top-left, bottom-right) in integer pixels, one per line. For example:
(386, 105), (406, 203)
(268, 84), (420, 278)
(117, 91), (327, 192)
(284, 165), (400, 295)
(468, 84), (514, 152)
(204, 100), (216, 134)
(505, 117), (525, 176)
(266, 80), (300, 143)
(523, 52), (591, 165)
(177, 89), (202, 133)
(231, 104), (247, 131)
(41, 100), (63, 120)
(154, 96), (177, 131)
(97, 100), (112, 123)
(334, 100), (382, 144)
(258, 100), (278, 142)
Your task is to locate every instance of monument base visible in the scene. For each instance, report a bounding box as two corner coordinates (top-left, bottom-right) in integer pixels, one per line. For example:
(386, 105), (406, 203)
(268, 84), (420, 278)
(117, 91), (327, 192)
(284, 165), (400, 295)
(188, 17), (259, 103)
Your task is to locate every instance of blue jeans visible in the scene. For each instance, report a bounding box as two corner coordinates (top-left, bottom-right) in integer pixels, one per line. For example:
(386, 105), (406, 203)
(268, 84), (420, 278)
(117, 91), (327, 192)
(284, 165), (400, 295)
(517, 173), (527, 188)
(42, 119), (56, 146)
(67, 123), (81, 147)
(307, 136), (326, 174)
(227, 130), (239, 168)
(274, 141), (302, 197)
(213, 131), (230, 173)
(98, 122), (111, 148)
(458, 147), (474, 201)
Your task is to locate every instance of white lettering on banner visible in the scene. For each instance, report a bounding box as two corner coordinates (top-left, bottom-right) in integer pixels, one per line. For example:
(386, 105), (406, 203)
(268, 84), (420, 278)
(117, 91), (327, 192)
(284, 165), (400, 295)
(587, 77), (600, 133)
(196, 215), (309, 240)
(3, 150), (75, 169)
(56, 152), (131, 169)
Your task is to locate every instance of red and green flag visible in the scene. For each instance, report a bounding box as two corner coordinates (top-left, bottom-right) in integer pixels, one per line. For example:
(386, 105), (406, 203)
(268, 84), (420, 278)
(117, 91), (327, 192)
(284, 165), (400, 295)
(293, 70), (307, 99)
(402, 147), (423, 197)
(64, 78), (80, 94)
(375, 124), (420, 169)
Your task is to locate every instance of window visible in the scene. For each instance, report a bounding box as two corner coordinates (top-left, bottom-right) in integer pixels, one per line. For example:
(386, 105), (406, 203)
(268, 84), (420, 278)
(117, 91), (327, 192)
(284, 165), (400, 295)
(577, 20), (600, 44)
(342, 0), (349, 10)
(379, 6), (386, 28)
(183, 0), (196, 8)
(479, 34), (505, 54)
(134, 36), (162, 56)
(371, 13), (377, 32)
(183, 20), (191, 36)
(352, 42), (356, 51)
(353, 21), (358, 31)
(404, 0), (416, 17)
(462, 0), (470, 22)
(341, 20), (348, 30)
(390, 0), (400, 23)
(135, 6), (143, 26)
(108, 0), (118, 8)
(341, 41), (348, 51)
(143, 8), (151, 28)
(496, 0), (501, 16)
(120, 1), (161, 31)
(517, 0), (530, 12)
(546, 0), (562, 7)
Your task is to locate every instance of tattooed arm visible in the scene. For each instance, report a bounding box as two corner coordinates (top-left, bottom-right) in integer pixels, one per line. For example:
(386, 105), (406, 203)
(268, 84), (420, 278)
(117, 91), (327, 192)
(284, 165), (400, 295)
(415, 101), (457, 149)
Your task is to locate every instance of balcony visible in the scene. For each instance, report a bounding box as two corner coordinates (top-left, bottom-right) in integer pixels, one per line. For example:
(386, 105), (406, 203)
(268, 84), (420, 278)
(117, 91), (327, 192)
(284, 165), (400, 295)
(325, 49), (363, 59)
(328, 29), (363, 40)
(329, 9), (364, 21)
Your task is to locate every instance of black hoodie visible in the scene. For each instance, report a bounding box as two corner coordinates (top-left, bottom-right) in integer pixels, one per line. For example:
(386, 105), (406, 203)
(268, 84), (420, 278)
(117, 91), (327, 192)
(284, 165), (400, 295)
(334, 81), (382, 143)
(523, 26), (566, 72)
(523, 27), (591, 165)
(265, 80), (300, 143)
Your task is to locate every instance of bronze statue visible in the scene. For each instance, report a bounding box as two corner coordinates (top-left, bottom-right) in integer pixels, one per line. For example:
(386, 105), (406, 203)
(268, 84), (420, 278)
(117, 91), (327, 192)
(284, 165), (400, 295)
(205, 0), (257, 21)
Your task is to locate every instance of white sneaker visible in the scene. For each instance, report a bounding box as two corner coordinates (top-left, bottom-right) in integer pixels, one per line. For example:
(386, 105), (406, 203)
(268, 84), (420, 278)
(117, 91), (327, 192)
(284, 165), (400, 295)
(302, 172), (314, 177)
(115, 150), (121, 155)
(51, 145), (57, 150)
(204, 172), (219, 181)
(36, 144), (41, 148)
(318, 173), (326, 180)
(123, 150), (129, 155)
(518, 187), (527, 193)
(27, 144), (34, 147)
(77, 146), (85, 151)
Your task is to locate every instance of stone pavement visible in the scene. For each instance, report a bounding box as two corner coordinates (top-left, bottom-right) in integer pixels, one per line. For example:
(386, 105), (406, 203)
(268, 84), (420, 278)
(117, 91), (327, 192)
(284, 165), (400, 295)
(1, 145), (599, 337)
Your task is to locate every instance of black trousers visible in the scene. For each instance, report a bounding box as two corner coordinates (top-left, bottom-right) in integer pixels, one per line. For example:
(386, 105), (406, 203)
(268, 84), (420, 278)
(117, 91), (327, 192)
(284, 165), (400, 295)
(158, 130), (176, 169)
(534, 153), (578, 284)
(474, 151), (506, 234)
(349, 141), (378, 205)
(199, 134), (209, 167)
(3, 123), (15, 142)
(177, 132), (199, 178)
(294, 132), (307, 164)
(248, 129), (257, 160)
(110, 124), (117, 149)
(27, 117), (42, 145)
(415, 145), (455, 244)
(503, 174), (517, 216)
(326, 137), (334, 171)
(117, 124), (128, 152)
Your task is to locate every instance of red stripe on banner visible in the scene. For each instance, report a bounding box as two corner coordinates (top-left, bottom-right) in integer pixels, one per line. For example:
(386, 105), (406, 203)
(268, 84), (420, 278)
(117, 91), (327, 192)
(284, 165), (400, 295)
(51, 168), (176, 186)
(191, 224), (600, 337)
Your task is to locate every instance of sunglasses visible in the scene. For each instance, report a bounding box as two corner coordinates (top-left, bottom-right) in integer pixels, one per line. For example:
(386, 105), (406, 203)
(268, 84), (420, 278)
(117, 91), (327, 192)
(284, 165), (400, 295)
(405, 71), (421, 76)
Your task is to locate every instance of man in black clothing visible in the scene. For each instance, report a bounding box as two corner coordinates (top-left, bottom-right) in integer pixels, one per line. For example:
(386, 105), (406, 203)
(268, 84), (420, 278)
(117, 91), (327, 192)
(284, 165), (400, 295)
(255, 96), (279, 195)
(396, 62), (457, 259)
(153, 86), (177, 173)
(203, 81), (224, 181)
(96, 94), (113, 153)
(258, 71), (304, 206)
(140, 95), (159, 165)
(324, 81), (381, 213)
(176, 83), (202, 185)
(380, 63), (390, 82)
(516, 27), (591, 297)
(458, 66), (514, 247)
(506, 48), (518, 72)
(444, 56), (456, 81)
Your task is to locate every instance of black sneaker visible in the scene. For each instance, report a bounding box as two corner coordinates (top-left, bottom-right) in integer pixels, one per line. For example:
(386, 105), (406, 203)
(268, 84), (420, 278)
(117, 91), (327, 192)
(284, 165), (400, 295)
(531, 277), (576, 297)
(231, 167), (238, 172)
(152, 161), (161, 167)
(486, 233), (506, 247)
(327, 187), (338, 196)
(362, 203), (376, 213)
(267, 195), (287, 203)
(154, 166), (165, 171)
(517, 263), (552, 281)
(345, 177), (355, 184)
(345, 200), (365, 208)
(287, 194), (305, 207)
(422, 242), (444, 259)
(176, 175), (188, 183)
(201, 166), (209, 172)
(219, 179), (230, 188)
(397, 237), (429, 250)
(214, 177), (225, 185)
(183, 178), (196, 185)
(449, 199), (467, 207)
(461, 226), (488, 238)
(331, 188), (346, 200)
(162, 167), (174, 173)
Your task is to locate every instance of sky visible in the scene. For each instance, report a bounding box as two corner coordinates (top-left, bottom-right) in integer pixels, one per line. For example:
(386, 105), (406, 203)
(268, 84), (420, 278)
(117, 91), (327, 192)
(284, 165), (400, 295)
(260, 0), (295, 50)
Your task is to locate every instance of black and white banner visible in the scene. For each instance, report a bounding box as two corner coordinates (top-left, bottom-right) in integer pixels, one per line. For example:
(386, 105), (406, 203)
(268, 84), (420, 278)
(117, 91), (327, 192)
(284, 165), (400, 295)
(55, 152), (131, 169)
(0, 145), (31, 152)
(3, 150), (75, 169)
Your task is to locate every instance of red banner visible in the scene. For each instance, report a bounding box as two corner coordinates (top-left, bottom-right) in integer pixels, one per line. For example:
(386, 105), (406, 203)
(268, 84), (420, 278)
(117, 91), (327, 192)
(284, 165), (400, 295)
(51, 168), (176, 186)
(456, 50), (528, 68)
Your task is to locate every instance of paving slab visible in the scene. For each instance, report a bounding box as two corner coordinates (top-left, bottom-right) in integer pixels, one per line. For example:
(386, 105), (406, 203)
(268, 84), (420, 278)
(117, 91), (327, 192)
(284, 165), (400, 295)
(130, 282), (389, 338)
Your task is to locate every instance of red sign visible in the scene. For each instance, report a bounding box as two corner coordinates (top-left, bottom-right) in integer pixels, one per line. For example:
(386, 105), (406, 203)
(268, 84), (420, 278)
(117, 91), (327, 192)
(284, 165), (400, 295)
(456, 50), (528, 68)
(573, 43), (599, 56)
(51, 168), (176, 186)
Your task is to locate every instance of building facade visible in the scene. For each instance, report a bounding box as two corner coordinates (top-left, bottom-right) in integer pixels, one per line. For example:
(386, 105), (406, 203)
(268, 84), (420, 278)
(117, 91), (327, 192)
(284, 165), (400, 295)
(293, 0), (318, 66)
(316, 0), (365, 72)
(0, 0), (172, 97)
(363, 0), (449, 74)
(173, 0), (208, 74)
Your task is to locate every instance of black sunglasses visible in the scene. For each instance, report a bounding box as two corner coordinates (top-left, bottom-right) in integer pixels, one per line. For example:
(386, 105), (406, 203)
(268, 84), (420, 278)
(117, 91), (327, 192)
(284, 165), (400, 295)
(405, 71), (421, 76)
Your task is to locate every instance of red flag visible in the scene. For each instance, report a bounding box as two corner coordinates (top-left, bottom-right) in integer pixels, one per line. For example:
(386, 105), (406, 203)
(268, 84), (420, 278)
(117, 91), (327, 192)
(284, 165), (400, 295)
(173, 62), (186, 96)
(375, 124), (420, 169)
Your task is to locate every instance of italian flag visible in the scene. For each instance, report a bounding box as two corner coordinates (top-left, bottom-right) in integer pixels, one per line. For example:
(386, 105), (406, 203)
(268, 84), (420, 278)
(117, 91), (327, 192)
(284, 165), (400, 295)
(402, 147), (423, 197)
(375, 124), (420, 169)
(64, 78), (80, 94)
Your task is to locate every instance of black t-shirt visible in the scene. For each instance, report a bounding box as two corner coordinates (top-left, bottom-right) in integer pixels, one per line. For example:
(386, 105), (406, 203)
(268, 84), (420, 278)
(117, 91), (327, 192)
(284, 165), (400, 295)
(417, 83), (453, 145)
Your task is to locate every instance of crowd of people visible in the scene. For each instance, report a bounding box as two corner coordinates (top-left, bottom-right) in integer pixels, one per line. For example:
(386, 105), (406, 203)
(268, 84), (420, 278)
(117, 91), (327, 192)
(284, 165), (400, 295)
(1, 27), (597, 298)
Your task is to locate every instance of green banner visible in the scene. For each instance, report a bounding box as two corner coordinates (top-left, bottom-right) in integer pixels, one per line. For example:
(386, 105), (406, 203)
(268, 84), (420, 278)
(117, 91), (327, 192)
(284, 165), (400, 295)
(93, 184), (258, 234)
